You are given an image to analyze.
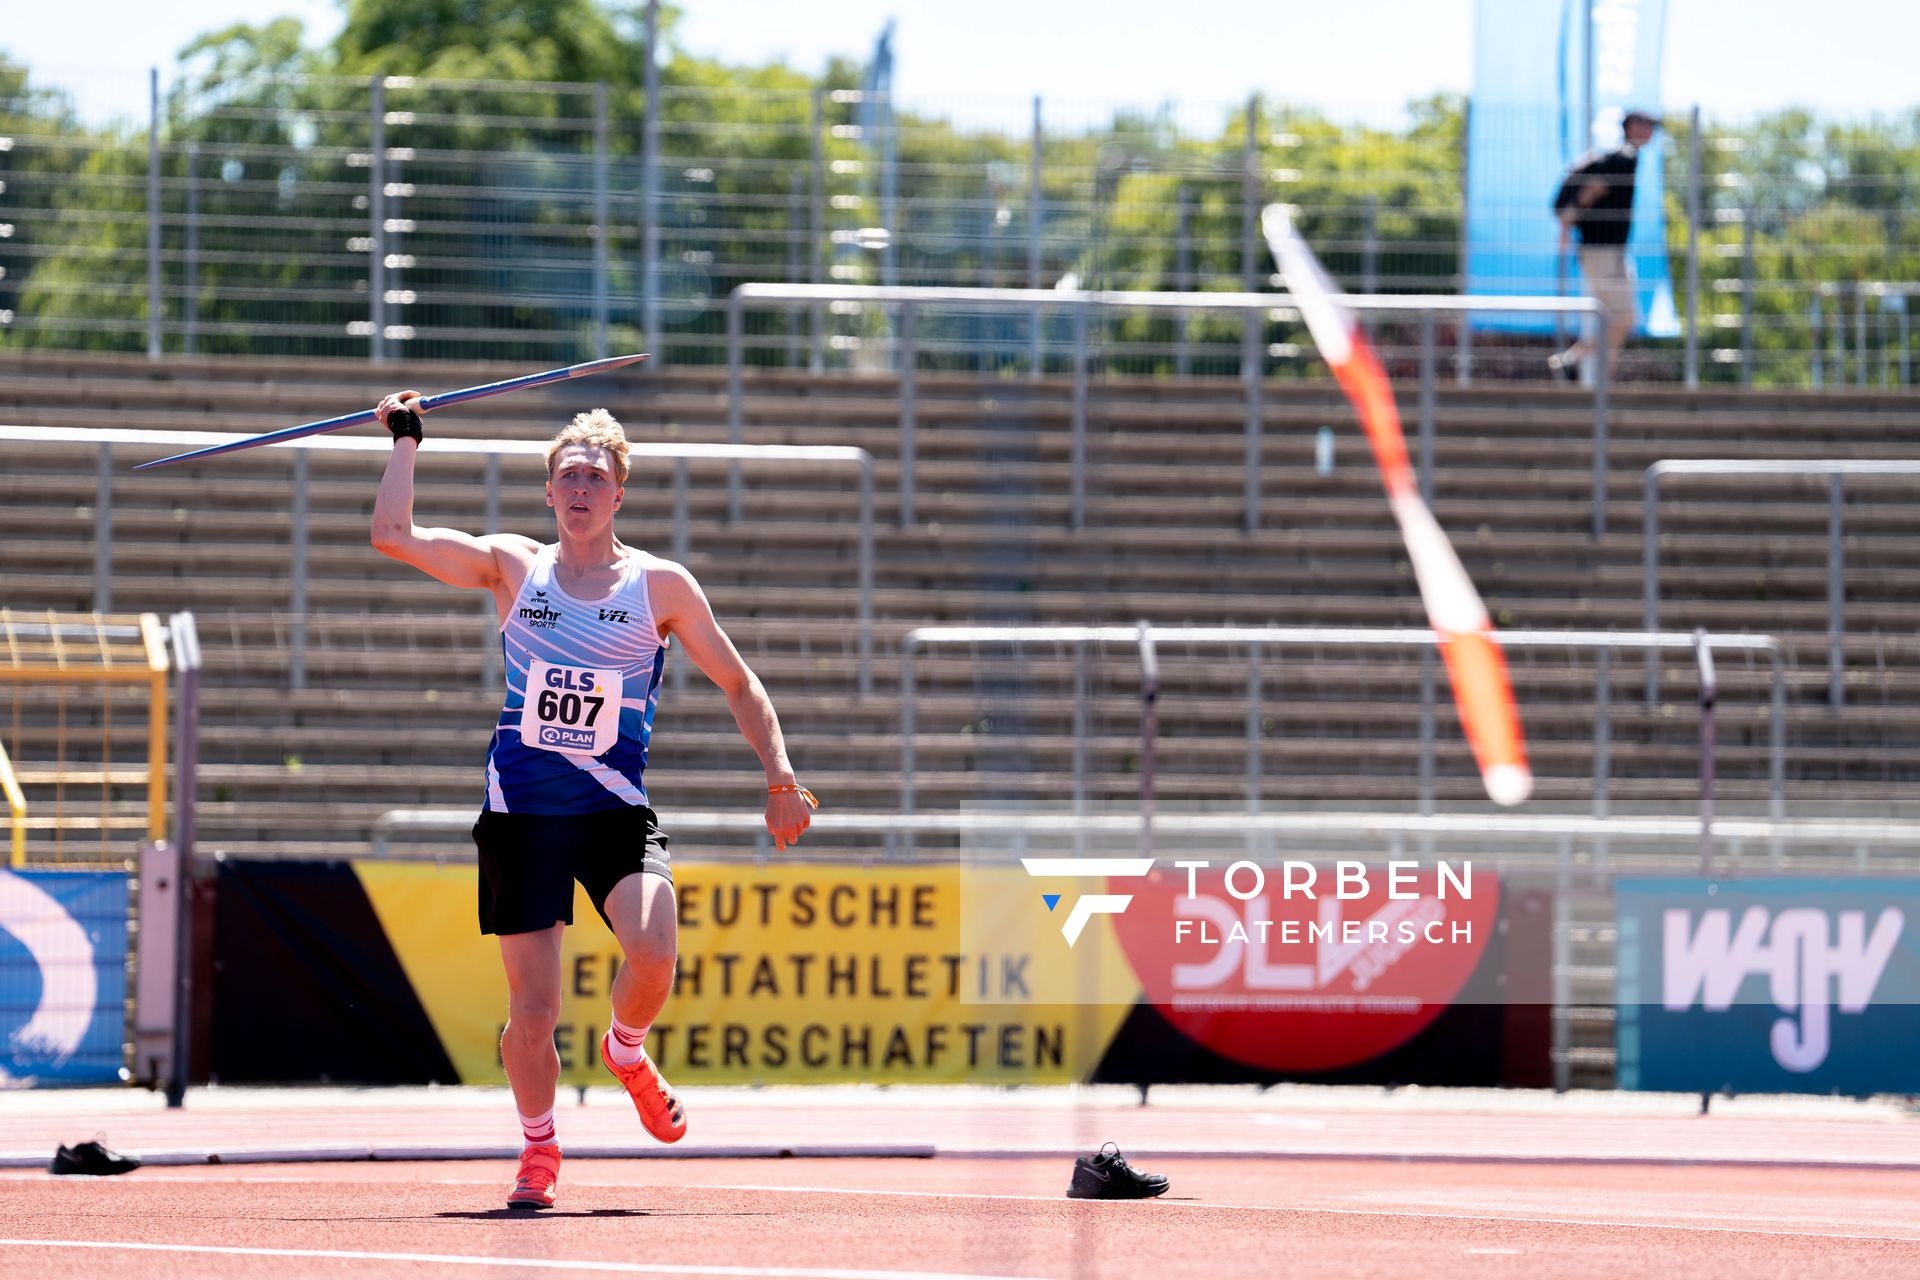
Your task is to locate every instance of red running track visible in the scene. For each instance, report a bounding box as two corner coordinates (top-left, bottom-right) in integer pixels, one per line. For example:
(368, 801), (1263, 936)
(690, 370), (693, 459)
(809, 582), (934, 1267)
(4, 1155), (1920, 1280)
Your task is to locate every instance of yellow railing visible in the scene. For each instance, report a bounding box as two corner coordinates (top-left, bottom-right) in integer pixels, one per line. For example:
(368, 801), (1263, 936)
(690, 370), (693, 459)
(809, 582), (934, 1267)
(0, 737), (24, 868)
(0, 609), (171, 865)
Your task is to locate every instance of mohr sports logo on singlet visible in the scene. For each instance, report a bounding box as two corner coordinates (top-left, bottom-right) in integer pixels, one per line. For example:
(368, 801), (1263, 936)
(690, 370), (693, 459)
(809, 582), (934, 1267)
(519, 590), (563, 629)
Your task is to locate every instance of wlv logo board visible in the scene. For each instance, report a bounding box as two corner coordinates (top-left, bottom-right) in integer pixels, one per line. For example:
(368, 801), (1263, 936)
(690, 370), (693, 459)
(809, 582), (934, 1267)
(0, 870), (129, 1085)
(1615, 879), (1920, 1095)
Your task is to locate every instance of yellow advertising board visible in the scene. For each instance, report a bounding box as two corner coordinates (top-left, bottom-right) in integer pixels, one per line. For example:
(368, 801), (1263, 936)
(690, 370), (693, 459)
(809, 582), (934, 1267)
(355, 861), (1137, 1086)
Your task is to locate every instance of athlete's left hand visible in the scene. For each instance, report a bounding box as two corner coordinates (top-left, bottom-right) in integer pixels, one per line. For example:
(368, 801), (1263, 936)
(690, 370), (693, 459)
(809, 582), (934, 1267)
(766, 785), (817, 851)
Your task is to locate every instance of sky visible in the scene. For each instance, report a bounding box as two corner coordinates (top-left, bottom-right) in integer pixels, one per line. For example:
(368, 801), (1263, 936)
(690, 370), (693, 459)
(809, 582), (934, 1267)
(7, 0), (1920, 126)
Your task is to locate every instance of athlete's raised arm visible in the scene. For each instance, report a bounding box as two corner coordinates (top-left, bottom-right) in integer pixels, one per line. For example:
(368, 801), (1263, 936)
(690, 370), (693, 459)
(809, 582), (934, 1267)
(649, 560), (814, 850)
(368, 390), (536, 611)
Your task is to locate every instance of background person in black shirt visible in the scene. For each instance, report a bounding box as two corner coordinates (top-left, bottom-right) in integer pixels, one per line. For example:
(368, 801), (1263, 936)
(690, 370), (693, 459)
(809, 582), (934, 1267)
(1549, 110), (1661, 380)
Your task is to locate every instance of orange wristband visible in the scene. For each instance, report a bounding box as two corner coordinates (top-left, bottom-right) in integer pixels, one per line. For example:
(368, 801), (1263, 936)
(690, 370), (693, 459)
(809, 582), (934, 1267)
(769, 783), (819, 810)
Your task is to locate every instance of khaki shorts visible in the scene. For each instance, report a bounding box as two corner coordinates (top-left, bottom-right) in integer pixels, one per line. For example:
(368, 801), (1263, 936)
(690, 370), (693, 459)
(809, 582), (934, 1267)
(1577, 245), (1637, 337)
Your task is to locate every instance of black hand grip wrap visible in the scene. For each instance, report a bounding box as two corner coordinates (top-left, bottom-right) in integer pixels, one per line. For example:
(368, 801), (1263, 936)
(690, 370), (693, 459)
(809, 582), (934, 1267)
(386, 407), (423, 443)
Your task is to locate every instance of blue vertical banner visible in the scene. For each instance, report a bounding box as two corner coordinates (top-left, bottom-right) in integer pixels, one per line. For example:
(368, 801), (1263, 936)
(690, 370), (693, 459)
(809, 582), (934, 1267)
(1616, 879), (1920, 1096)
(1467, 0), (1677, 336)
(863, 20), (898, 291)
(0, 870), (130, 1085)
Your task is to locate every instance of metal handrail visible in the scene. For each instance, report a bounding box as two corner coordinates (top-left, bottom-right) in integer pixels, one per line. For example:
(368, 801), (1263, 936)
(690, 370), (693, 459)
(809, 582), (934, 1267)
(0, 426), (877, 696)
(1642, 458), (1920, 707)
(725, 283), (1611, 536)
(899, 623), (1787, 834)
(369, 805), (1920, 866)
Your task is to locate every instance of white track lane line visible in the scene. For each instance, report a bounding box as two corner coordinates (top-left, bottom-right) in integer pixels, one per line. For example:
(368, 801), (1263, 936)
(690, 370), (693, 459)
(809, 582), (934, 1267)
(0, 1241), (1043, 1280)
(659, 1182), (1920, 1245)
(12, 1175), (1920, 1246)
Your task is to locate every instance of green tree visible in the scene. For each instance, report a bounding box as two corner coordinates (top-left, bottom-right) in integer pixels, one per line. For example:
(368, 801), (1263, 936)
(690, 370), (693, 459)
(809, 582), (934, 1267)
(9, 6), (1920, 382)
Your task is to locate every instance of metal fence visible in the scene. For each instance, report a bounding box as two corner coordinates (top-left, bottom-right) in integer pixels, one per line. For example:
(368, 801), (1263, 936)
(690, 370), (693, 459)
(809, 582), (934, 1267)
(1643, 460), (1920, 709)
(723, 282), (1609, 533)
(0, 426), (876, 694)
(5, 61), (1918, 385)
(897, 624), (1789, 838)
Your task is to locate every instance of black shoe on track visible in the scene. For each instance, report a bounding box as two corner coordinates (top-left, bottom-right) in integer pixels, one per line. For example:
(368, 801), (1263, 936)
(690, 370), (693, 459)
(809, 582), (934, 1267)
(48, 1139), (141, 1176)
(1066, 1142), (1168, 1199)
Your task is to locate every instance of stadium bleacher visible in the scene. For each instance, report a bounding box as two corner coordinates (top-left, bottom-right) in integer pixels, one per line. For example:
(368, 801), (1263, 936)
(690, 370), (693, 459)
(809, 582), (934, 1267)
(6, 348), (1920, 871)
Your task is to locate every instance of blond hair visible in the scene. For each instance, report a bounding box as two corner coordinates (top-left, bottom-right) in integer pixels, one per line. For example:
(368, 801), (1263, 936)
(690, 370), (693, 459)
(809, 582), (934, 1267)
(544, 409), (630, 484)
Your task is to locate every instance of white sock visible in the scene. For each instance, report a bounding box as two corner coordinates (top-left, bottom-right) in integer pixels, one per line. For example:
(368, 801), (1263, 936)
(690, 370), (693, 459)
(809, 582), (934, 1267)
(519, 1106), (556, 1148)
(608, 1012), (650, 1066)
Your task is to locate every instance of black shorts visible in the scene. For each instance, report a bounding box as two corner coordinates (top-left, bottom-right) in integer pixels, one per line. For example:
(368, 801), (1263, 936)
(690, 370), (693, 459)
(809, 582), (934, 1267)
(471, 805), (673, 936)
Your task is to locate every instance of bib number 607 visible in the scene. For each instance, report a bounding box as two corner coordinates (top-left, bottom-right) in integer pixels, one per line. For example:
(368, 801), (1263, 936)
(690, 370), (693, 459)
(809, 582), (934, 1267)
(536, 688), (603, 727)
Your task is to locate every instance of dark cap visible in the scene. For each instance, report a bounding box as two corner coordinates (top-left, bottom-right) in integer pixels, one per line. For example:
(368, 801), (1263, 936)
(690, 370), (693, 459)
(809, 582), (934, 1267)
(1622, 110), (1662, 129)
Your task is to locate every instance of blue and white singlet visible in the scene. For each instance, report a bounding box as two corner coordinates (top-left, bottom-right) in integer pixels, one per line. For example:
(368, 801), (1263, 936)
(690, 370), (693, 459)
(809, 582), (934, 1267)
(484, 544), (667, 813)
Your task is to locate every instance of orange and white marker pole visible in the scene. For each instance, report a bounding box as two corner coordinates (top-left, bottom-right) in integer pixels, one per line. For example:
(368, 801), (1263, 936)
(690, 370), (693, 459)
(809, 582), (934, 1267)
(1262, 205), (1532, 806)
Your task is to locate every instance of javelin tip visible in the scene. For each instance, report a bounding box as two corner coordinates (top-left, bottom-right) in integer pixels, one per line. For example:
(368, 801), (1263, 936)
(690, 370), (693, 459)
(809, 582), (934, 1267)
(567, 353), (650, 376)
(1483, 764), (1534, 807)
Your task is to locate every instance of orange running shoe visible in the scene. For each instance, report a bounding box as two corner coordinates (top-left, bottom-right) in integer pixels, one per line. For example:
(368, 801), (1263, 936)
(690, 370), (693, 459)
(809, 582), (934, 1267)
(600, 1031), (687, 1143)
(506, 1142), (561, 1210)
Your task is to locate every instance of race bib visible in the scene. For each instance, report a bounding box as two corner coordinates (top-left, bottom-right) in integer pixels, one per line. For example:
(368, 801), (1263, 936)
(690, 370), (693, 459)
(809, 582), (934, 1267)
(520, 660), (624, 756)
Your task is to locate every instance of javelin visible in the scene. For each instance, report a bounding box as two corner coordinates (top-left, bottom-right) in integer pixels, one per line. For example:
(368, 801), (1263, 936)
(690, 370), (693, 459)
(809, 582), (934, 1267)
(1262, 205), (1531, 807)
(131, 352), (649, 470)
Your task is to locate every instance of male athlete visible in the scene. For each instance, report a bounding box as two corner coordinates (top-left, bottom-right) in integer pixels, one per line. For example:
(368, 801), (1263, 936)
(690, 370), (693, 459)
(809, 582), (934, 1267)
(369, 392), (816, 1209)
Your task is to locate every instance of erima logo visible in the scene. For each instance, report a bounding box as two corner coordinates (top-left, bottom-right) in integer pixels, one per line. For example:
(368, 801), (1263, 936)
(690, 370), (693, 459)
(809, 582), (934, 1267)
(1021, 858), (1155, 946)
(598, 608), (630, 623)
(1663, 905), (1904, 1073)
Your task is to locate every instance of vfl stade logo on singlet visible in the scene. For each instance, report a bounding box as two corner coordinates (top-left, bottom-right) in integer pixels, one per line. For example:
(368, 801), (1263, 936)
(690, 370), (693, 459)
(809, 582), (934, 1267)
(519, 589), (563, 629)
(598, 608), (631, 623)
